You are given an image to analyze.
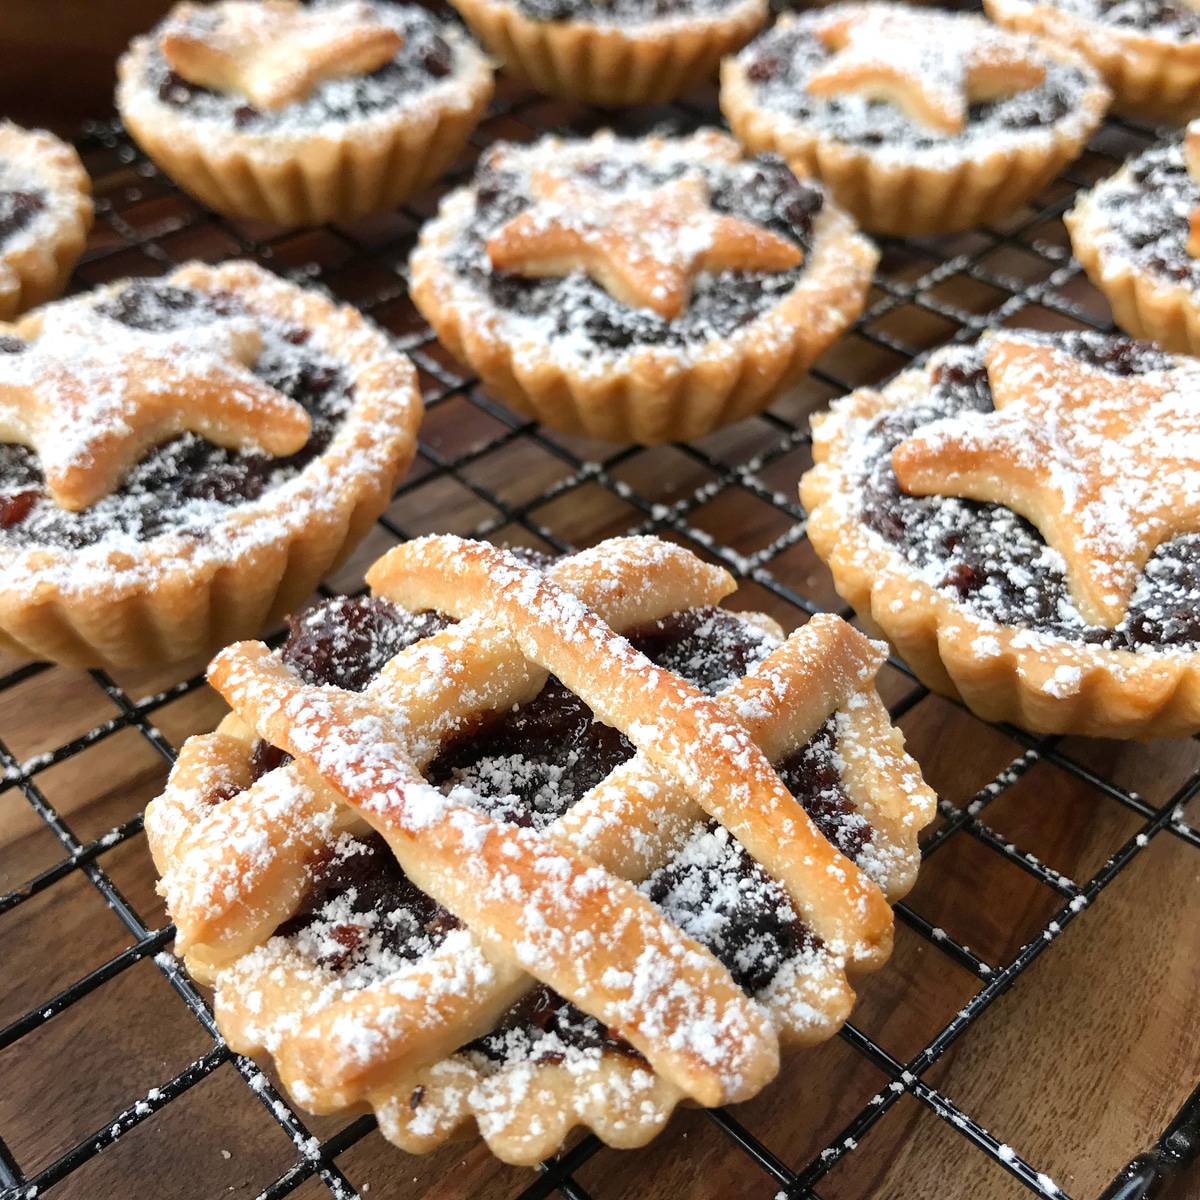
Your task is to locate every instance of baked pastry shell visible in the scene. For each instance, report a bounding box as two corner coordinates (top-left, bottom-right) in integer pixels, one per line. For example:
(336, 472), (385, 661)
(720, 31), (1110, 237)
(0, 261), (422, 669)
(801, 370), (1200, 739)
(409, 161), (878, 445)
(0, 124), (93, 321)
(1066, 171), (1200, 355)
(448, 0), (767, 105)
(148, 579), (934, 1164)
(985, 0), (1200, 123)
(115, 26), (493, 227)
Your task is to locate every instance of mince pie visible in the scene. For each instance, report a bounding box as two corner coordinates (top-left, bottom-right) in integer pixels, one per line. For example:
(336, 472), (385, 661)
(721, 2), (1110, 236)
(447, 0), (766, 105)
(409, 130), (877, 444)
(985, 0), (1200, 122)
(116, 0), (493, 227)
(0, 123), (92, 322)
(0, 260), (421, 668)
(145, 534), (935, 1164)
(1067, 125), (1200, 354)
(802, 330), (1200, 738)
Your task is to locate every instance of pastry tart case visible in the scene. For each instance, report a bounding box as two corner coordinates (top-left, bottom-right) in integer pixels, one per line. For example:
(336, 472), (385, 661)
(0, 8), (1198, 1200)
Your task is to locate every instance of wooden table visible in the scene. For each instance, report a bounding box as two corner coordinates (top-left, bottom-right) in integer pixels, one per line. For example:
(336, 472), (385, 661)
(0, 58), (1197, 1200)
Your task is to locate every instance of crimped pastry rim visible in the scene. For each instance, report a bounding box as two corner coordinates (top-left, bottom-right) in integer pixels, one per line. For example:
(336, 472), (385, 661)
(148, 569), (935, 1162)
(0, 260), (421, 611)
(800, 358), (1200, 739)
(407, 129), (878, 435)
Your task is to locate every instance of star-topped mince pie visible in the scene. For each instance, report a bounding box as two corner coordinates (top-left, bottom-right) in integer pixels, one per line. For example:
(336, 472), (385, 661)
(985, 0), (1200, 122)
(1067, 123), (1200, 355)
(446, 0), (766, 105)
(116, 0), (493, 227)
(0, 123), (92, 322)
(409, 130), (877, 445)
(801, 329), (1200, 738)
(721, 2), (1110, 236)
(0, 261), (421, 669)
(145, 535), (935, 1164)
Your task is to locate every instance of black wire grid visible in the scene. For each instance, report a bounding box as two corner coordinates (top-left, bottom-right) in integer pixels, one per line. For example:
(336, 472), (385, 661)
(1, 52), (1199, 1200)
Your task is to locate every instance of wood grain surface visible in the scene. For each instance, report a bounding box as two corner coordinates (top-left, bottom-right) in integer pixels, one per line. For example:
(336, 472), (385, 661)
(0, 35), (1198, 1200)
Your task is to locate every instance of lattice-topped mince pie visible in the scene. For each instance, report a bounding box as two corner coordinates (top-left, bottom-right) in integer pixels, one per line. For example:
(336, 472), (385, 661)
(801, 330), (1200, 738)
(448, 0), (766, 105)
(0, 123), (92, 322)
(1067, 123), (1200, 355)
(0, 260), (421, 668)
(116, 0), (493, 226)
(721, 2), (1110, 236)
(985, 0), (1200, 122)
(409, 130), (877, 444)
(146, 535), (935, 1164)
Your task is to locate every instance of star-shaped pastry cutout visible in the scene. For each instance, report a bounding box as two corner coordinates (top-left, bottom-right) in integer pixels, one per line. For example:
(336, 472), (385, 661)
(0, 292), (311, 511)
(804, 7), (1046, 135)
(161, 0), (403, 111)
(891, 334), (1200, 629)
(485, 168), (805, 321)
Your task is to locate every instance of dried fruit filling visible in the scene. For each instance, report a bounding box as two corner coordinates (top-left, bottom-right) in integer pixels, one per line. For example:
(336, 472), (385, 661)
(147, 3), (456, 129)
(0, 280), (352, 548)
(252, 588), (876, 1065)
(0, 188), (45, 246)
(859, 332), (1200, 650)
(457, 152), (823, 349)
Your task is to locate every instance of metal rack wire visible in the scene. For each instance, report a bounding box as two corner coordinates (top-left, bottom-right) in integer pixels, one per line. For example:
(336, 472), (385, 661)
(1, 31), (1199, 1200)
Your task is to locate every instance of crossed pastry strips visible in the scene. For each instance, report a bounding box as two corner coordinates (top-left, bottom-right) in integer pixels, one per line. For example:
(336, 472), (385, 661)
(805, 7), (1046, 134)
(893, 334), (1200, 629)
(147, 536), (933, 1162)
(0, 291), (309, 511)
(486, 167), (803, 321)
(161, 0), (403, 110)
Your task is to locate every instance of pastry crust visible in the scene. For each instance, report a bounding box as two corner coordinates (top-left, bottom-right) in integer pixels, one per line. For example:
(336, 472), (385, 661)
(0, 260), (421, 668)
(801, 360), (1200, 739)
(147, 535), (935, 1164)
(115, 3), (493, 227)
(0, 123), (92, 321)
(1067, 156), (1200, 355)
(448, 0), (767, 105)
(720, 7), (1110, 237)
(984, 0), (1200, 123)
(409, 130), (878, 445)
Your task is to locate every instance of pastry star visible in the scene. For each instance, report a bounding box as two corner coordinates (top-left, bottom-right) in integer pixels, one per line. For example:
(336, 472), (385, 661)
(161, 0), (403, 111)
(485, 169), (804, 321)
(805, 8), (1046, 135)
(891, 335), (1200, 629)
(0, 294), (311, 511)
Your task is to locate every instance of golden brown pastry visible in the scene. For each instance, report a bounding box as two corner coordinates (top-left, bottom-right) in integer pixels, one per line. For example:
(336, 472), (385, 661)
(146, 534), (935, 1164)
(116, 0), (493, 226)
(0, 261), (421, 668)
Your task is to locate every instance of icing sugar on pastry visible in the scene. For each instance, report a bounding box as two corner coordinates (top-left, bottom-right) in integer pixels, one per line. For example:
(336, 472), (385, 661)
(485, 167), (803, 320)
(146, 535), (935, 1163)
(805, 5), (1046, 134)
(160, 0), (403, 109)
(892, 334), (1200, 629)
(0, 292), (310, 511)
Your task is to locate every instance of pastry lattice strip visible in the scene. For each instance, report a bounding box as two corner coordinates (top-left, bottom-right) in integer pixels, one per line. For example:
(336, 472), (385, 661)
(149, 536), (932, 1160)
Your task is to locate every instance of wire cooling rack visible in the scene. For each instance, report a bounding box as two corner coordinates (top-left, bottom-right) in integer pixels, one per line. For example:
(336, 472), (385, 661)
(2, 23), (1200, 1200)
